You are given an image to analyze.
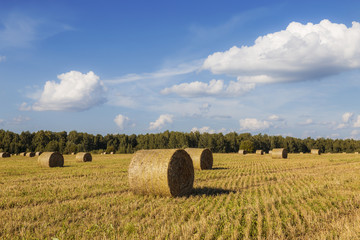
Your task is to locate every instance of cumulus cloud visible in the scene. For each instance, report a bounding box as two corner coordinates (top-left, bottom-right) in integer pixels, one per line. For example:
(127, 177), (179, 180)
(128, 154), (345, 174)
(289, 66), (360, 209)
(114, 114), (133, 130)
(161, 79), (255, 97)
(203, 19), (360, 83)
(353, 115), (360, 127)
(149, 114), (173, 130)
(268, 114), (282, 121)
(342, 112), (354, 123)
(31, 71), (106, 111)
(239, 118), (271, 131)
(191, 126), (226, 134)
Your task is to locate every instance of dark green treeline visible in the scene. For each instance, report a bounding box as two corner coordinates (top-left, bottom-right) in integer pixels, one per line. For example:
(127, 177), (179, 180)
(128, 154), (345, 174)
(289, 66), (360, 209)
(0, 129), (360, 154)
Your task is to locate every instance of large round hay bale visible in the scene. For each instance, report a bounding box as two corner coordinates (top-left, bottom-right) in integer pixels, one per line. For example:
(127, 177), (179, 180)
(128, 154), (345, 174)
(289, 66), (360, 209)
(238, 149), (247, 155)
(256, 150), (264, 155)
(185, 148), (213, 170)
(76, 152), (92, 162)
(0, 152), (10, 158)
(128, 149), (194, 197)
(26, 152), (35, 157)
(38, 152), (64, 167)
(271, 148), (288, 159)
(35, 152), (43, 156)
(311, 149), (320, 155)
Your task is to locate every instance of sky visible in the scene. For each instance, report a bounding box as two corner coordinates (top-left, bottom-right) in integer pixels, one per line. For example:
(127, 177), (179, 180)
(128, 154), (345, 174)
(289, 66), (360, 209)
(1, 0), (360, 139)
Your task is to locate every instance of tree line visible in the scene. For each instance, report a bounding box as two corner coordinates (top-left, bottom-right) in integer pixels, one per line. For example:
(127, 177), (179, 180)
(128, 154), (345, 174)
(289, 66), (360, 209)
(0, 129), (359, 154)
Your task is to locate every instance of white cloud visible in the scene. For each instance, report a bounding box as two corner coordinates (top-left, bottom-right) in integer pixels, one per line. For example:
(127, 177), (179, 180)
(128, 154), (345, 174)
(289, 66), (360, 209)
(353, 115), (360, 127)
(0, 13), (72, 49)
(161, 79), (255, 97)
(11, 116), (30, 125)
(105, 60), (202, 84)
(239, 118), (270, 131)
(268, 114), (280, 121)
(191, 126), (226, 134)
(299, 118), (313, 125)
(149, 114), (173, 130)
(19, 102), (31, 111)
(191, 126), (215, 134)
(0, 119), (4, 125)
(336, 123), (346, 129)
(351, 130), (360, 136)
(31, 71), (106, 111)
(114, 114), (132, 130)
(0, 56), (6, 62)
(342, 112), (354, 123)
(203, 19), (360, 83)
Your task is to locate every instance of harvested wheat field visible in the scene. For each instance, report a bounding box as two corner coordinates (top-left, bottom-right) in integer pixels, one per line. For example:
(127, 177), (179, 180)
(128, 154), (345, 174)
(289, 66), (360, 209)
(1, 153), (360, 239)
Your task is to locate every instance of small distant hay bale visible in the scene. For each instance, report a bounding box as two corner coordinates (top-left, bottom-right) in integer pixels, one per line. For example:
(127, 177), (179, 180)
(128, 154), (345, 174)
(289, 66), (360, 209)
(256, 150), (264, 155)
(300, 152), (304, 154)
(110, 152), (114, 154)
(355, 152), (359, 154)
(103, 152), (107, 155)
(342, 152), (347, 154)
(35, 152), (42, 156)
(19, 152), (26, 156)
(238, 149), (247, 155)
(269, 150), (272, 154)
(76, 152), (92, 162)
(272, 148), (288, 159)
(128, 149), (194, 197)
(71, 152), (75, 155)
(38, 152), (64, 167)
(185, 148), (213, 170)
(311, 149), (320, 155)
(26, 152), (35, 157)
(0, 152), (10, 158)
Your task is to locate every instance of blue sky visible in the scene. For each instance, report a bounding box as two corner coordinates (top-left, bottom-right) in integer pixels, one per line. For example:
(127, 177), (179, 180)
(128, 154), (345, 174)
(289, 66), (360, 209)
(1, 0), (360, 139)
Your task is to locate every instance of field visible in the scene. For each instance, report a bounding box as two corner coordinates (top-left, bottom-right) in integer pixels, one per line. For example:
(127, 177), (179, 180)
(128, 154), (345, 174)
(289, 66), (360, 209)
(1, 153), (360, 239)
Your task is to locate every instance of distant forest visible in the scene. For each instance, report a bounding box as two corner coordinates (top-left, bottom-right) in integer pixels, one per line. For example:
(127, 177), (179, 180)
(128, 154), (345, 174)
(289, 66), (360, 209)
(0, 129), (360, 154)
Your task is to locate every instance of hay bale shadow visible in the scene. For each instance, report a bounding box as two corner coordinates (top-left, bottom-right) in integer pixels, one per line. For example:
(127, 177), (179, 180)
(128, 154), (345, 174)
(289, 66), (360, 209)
(209, 167), (228, 170)
(190, 187), (236, 196)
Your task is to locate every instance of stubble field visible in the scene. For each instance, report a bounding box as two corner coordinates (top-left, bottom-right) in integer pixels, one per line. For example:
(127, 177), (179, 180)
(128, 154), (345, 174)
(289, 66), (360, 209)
(1, 153), (360, 239)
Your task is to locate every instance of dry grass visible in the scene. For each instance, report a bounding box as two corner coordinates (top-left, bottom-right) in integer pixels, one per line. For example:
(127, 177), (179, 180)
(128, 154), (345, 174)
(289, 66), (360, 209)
(1, 153), (360, 239)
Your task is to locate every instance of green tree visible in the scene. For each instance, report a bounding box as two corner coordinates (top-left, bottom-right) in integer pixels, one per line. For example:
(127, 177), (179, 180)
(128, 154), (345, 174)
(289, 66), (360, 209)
(239, 140), (255, 153)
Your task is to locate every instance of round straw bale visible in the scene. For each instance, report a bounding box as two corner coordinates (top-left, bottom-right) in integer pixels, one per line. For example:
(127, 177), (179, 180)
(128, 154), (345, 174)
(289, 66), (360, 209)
(110, 152), (114, 154)
(300, 152), (304, 154)
(271, 148), (288, 159)
(38, 152), (64, 167)
(185, 148), (213, 170)
(0, 152), (10, 158)
(35, 151), (42, 156)
(76, 152), (92, 162)
(19, 152), (26, 156)
(238, 149), (247, 155)
(311, 149), (320, 155)
(256, 150), (264, 155)
(26, 152), (35, 157)
(128, 149), (194, 197)
(269, 150), (272, 154)
(71, 152), (75, 155)
(355, 152), (359, 154)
